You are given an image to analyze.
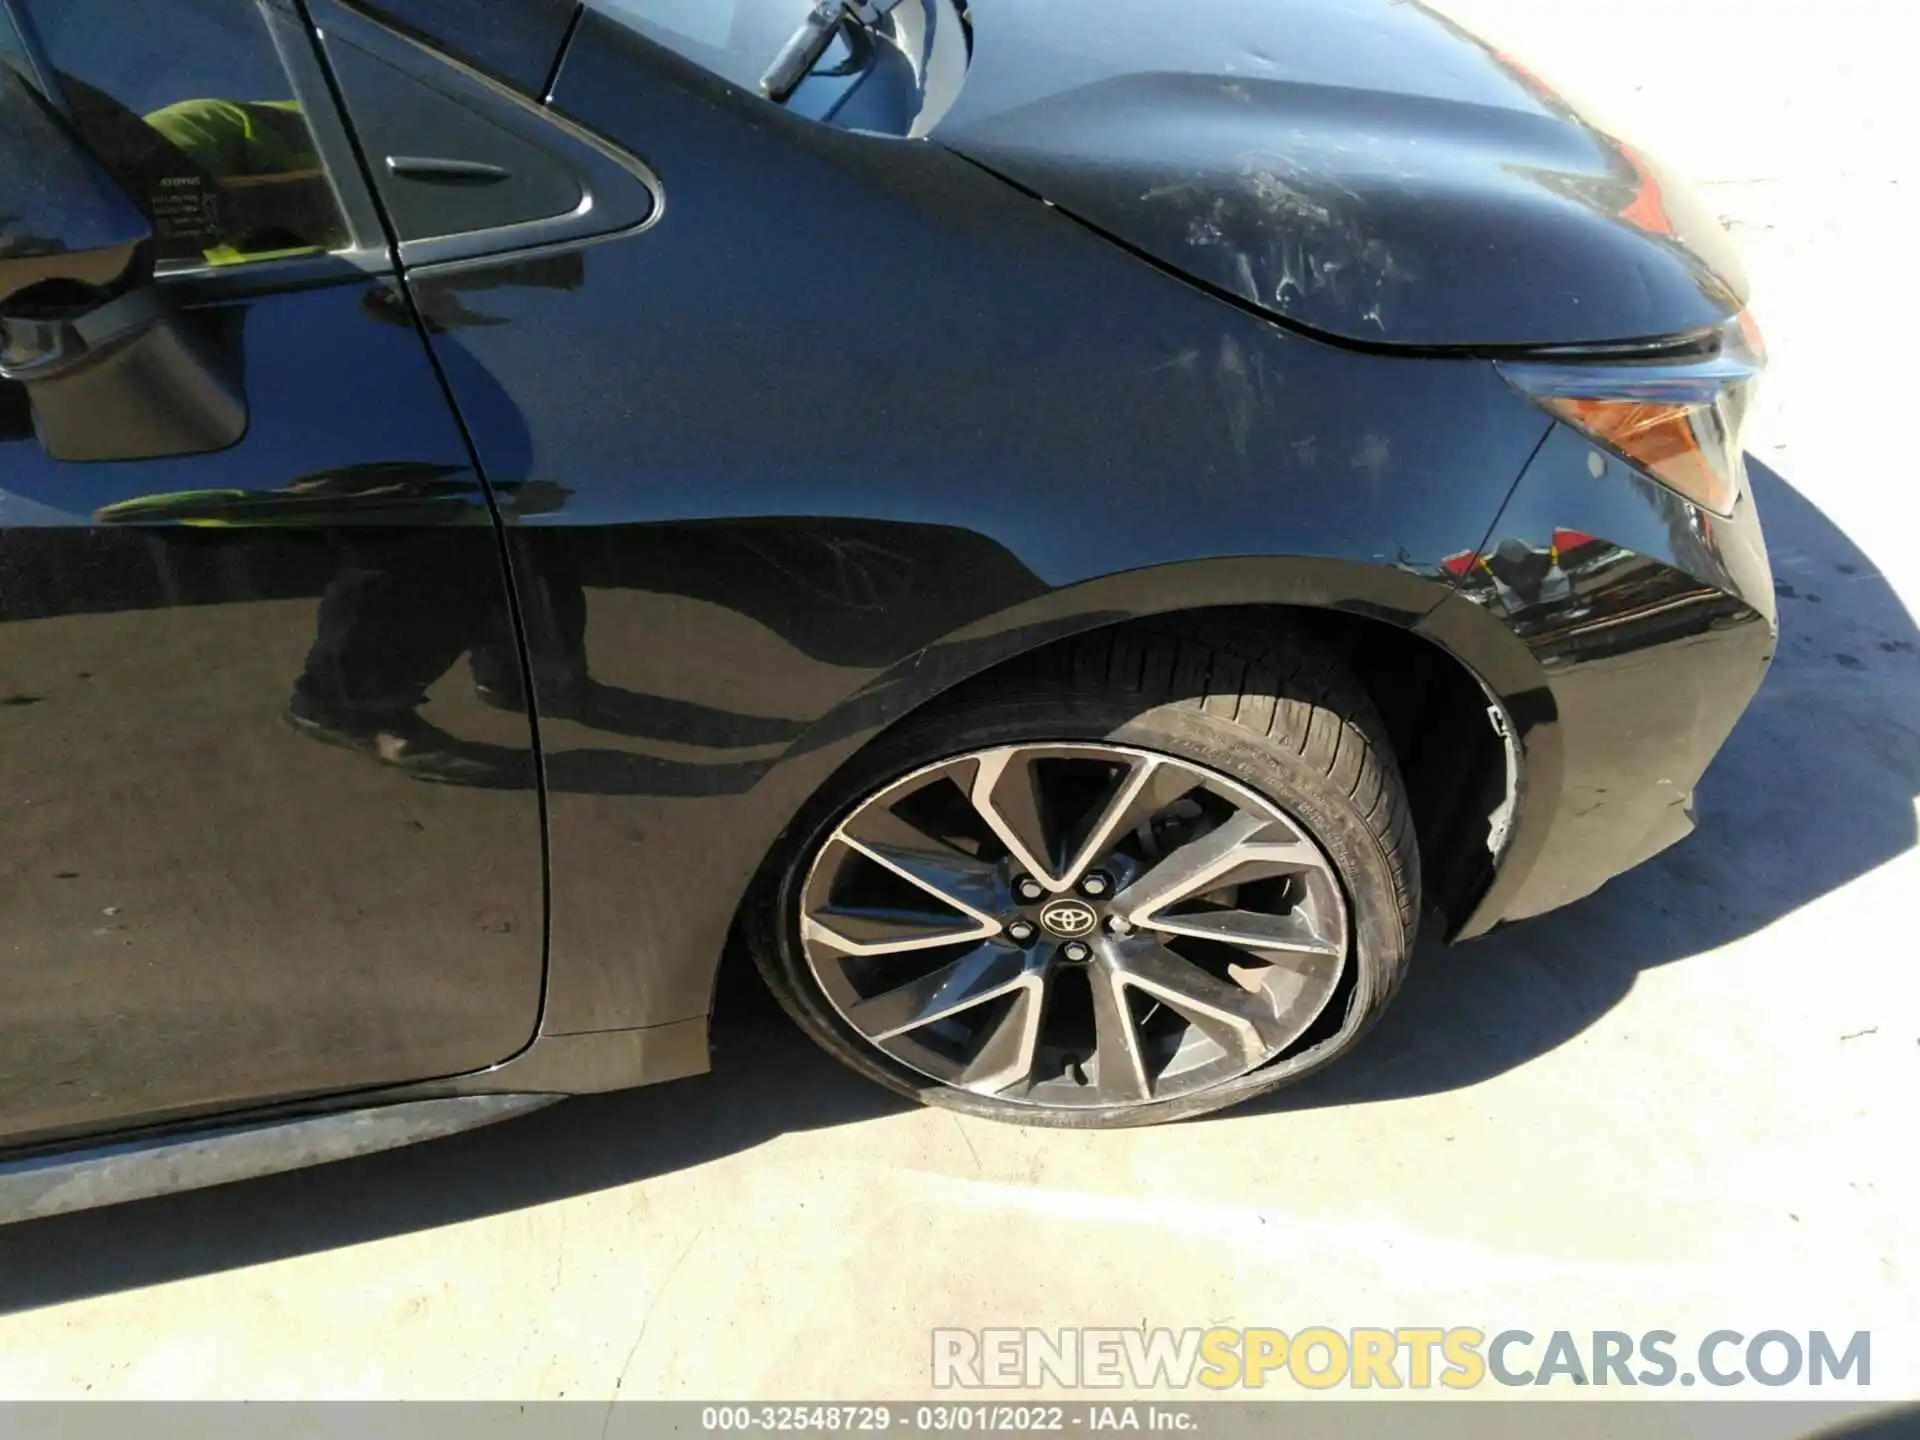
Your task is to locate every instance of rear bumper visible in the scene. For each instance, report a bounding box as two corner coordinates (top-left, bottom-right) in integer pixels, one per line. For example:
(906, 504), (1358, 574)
(1434, 422), (1777, 935)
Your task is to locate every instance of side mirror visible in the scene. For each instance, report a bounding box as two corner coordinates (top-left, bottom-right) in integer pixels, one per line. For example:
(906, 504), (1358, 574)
(0, 64), (245, 461)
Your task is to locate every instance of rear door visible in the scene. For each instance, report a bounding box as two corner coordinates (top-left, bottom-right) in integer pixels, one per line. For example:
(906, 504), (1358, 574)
(0, 0), (544, 1148)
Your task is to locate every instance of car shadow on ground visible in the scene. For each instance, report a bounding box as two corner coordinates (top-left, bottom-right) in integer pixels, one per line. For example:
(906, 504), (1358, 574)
(0, 961), (895, 1316)
(0, 459), (1911, 1315)
(1264, 456), (1920, 1113)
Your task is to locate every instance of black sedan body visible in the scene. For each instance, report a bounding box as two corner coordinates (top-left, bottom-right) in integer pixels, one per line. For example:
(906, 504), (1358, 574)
(0, 0), (1773, 1215)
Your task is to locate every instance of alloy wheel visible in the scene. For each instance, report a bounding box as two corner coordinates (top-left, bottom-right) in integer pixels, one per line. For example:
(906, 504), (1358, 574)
(797, 743), (1351, 1110)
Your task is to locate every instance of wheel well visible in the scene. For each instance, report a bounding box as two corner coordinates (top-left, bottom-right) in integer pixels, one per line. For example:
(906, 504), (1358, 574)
(720, 600), (1516, 1021)
(940, 604), (1513, 939)
(1258, 607), (1512, 937)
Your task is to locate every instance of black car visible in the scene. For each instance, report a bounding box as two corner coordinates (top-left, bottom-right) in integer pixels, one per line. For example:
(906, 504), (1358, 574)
(0, 0), (1775, 1219)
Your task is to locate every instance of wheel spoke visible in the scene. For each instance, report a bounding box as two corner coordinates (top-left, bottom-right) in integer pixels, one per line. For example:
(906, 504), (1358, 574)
(958, 979), (1046, 1094)
(800, 740), (1353, 1113)
(803, 906), (993, 958)
(1089, 965), (1152, 1103)
(1116, 811), (1323, 922)
(837, 805), (1004, 922)
(1111, 939), (1283, 1069)
(1058, 757), (1201, 888)
(846, 942), (1033, 1040)
(1144, 907), (1341, 959)
(968, 748), (1065, 889)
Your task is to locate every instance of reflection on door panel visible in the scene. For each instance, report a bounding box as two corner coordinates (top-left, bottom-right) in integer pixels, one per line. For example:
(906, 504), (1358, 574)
(0, 282), (544, 1147)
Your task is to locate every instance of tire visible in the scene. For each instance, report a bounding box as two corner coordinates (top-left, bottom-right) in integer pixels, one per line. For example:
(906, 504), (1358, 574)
(743, 615), (1421, 1128)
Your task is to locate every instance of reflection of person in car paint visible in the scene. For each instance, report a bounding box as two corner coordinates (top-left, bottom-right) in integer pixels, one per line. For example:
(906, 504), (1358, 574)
(139, 97), (336, 264)
(90, 465), (545, 787)
(51, 74), (343, 268)
(146, 98), (316, 177)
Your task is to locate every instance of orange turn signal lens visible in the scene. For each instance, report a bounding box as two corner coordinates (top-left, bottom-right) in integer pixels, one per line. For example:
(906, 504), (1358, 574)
(1498, 311), (1765, 519)
(1537, 393), (1741, 516)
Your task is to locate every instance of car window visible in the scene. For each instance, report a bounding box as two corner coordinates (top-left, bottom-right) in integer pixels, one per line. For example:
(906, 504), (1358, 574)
(591, 0), (836, 95)
(589, 0), (969, 138)
(14, 0), (351, 271)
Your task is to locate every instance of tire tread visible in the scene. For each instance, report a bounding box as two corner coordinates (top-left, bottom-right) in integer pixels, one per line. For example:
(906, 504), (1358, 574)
(1036, 615), (1422, 943)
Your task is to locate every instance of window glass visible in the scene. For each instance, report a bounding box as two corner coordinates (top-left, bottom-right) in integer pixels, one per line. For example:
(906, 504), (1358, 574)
(590, 0), (966, 138)
(18, 0), (350, 270)
(591, 0), (820, 94)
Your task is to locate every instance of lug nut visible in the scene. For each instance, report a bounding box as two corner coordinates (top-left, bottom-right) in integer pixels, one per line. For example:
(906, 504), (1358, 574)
(1080, 872), (1113, 899)
(1061, 941), (1093, 963)
(1013, 876), (1046, 903)
(1106, 915), (1133, 936)
(1007, 920), (1038, 945)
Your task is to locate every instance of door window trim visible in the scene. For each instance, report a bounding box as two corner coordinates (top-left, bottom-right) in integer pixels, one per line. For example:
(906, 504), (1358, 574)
(310, 0), (662, 271)
(0, 0), (62, 111)
(254, 0), (392, 277)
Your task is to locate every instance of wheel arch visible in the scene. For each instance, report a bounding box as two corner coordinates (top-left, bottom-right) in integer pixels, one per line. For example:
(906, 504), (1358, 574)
(715, 556), (1552, 1026)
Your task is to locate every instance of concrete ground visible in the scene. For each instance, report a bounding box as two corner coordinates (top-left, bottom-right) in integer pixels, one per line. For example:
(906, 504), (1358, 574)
(1, 0), (1915, 1412)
